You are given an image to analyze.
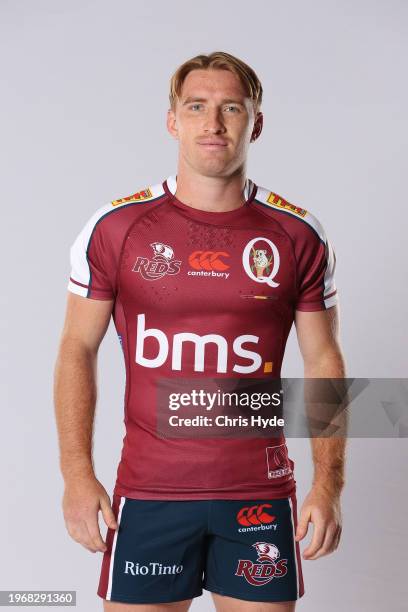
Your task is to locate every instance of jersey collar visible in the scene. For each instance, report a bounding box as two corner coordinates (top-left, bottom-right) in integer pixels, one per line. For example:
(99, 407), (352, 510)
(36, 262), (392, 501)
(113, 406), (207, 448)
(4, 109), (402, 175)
(164, 175), (257, 204)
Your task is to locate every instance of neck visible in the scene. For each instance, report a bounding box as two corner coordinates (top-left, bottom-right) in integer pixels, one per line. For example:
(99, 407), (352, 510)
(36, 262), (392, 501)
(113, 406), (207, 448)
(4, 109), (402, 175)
(173, 161), (248, 213)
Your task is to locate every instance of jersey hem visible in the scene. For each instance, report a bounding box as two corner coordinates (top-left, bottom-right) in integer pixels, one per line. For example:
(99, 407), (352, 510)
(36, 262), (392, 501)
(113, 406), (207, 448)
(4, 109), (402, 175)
(112, 484), (297, 501)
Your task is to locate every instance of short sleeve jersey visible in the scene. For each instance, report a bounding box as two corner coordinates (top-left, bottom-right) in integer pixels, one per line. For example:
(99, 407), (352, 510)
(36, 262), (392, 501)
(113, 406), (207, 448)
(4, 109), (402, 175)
(68, 175), (338, 500)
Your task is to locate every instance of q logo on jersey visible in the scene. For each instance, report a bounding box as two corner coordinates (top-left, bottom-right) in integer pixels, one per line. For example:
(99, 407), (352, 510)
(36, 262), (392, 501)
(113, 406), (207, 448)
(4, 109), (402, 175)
(242, 237), (280, 288)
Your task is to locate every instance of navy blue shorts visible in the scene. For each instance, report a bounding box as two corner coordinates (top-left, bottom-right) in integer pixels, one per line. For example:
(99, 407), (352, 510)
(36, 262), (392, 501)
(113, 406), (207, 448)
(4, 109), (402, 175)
(98, 494), (304, 604)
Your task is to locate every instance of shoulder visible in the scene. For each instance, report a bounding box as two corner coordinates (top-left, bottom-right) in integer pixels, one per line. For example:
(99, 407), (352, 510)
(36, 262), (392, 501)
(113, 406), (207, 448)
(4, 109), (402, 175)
(77, 180), (167, 236)
(253, 184), (328, 244)
(98, 179), (166, 222)
(70, 180), (168, 257)
(110, 180), (166, 208)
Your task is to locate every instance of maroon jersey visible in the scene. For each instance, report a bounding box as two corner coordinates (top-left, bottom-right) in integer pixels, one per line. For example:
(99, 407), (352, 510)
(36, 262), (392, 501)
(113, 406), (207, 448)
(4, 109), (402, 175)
(68, 175), (338, 500)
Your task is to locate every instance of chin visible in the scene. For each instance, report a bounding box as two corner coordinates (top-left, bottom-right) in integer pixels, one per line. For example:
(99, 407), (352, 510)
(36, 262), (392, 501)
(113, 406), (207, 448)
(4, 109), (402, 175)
(194, 160), (232, 177)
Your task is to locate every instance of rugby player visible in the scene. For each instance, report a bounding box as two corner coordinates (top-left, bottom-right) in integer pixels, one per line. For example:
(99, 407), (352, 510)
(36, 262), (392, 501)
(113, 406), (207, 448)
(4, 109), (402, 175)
(54, 51), (346, 611)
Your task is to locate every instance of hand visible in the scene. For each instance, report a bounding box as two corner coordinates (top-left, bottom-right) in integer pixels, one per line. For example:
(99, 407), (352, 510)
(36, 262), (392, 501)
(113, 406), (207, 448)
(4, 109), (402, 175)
(295, 484), (342, 560)
(62, 476), (118, 553)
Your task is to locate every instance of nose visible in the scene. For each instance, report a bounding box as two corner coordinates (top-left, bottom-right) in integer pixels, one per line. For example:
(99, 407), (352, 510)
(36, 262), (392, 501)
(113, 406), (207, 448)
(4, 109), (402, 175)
(203, 108), (226, 134)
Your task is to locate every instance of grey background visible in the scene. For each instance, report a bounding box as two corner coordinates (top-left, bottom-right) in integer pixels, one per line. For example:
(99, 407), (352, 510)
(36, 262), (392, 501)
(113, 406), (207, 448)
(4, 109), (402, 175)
(1, 0), (407, 610)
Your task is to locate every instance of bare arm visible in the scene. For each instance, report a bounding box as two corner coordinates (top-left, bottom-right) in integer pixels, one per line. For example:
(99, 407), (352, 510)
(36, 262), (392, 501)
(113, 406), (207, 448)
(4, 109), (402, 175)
(294, 305), (347, 560)
(54, 292), (118, 553)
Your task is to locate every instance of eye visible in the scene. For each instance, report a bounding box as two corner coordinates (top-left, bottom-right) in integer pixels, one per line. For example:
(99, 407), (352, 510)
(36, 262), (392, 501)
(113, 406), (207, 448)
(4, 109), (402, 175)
(189, 103), (203, 111)
(224, 105), (240, 112)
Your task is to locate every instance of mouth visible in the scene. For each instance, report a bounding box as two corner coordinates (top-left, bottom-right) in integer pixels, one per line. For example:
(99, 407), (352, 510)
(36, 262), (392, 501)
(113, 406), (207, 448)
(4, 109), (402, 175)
(196, 140), (228, 148)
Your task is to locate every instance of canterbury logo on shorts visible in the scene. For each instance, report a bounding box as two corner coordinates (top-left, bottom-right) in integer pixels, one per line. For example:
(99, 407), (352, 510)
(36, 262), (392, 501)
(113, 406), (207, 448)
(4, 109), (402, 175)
(236, 504), (276, 526)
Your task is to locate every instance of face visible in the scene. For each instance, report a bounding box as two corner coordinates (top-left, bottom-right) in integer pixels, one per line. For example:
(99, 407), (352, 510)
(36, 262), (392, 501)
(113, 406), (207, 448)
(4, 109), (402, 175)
(167, 68), (263, 178)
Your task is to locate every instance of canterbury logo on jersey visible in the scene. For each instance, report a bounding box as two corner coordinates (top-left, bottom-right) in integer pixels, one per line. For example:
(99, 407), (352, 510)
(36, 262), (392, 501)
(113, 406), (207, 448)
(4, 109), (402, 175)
(188, 250), (230, 271)
(236, 504), (276, 527)
(135, 314), (264, 374)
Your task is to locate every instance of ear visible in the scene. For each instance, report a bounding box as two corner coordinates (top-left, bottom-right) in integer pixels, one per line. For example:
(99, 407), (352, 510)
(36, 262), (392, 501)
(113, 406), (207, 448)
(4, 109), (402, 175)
(167, 108), (178, 140)
(250, 111), (264, 143)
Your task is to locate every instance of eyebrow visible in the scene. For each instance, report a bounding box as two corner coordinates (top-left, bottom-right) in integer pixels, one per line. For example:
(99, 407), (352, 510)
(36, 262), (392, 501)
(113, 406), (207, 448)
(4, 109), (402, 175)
(182, 96), (245, 106)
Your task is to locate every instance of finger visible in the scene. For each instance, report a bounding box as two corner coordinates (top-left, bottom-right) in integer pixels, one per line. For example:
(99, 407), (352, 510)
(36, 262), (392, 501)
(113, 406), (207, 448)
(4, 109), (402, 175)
(86, 515), (108, 552)
(302, 520), (326, 559)
(295, 508), (311, 542)
(67, 520), (99, 553)
(100, 496), (118, 530)
(82, 522), (101, 553)
(307, 523), (338, 559)
(333, 525), (342, 550)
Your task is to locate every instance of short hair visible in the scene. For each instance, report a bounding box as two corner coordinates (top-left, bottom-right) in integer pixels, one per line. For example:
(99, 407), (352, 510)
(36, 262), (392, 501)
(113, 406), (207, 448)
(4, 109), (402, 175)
(169, 51), (263, 113)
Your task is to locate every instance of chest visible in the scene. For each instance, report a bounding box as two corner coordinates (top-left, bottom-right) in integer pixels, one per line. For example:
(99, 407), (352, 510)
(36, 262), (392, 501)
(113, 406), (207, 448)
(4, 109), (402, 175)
(117, 211), (297, 320)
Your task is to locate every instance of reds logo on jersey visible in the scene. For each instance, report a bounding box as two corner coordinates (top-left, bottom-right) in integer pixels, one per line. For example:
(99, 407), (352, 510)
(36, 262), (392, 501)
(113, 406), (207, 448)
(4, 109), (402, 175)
(235, 542), (288, 586)
(132, 242), (182, 280)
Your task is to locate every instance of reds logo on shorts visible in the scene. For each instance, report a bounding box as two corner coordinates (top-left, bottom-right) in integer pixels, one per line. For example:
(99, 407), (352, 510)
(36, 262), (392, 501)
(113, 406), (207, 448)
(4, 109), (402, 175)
(235, 542), (288, 586)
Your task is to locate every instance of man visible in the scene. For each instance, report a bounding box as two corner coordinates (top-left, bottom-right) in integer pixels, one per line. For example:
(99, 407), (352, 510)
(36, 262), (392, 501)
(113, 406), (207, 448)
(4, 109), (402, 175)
(54, 51), (346, 612)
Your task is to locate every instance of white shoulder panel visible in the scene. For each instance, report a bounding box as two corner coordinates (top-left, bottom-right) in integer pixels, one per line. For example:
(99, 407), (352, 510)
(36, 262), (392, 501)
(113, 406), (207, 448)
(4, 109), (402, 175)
(255, 185), (327, 243)
(67, 181), (166, 296)
(67, 201), (112, 297)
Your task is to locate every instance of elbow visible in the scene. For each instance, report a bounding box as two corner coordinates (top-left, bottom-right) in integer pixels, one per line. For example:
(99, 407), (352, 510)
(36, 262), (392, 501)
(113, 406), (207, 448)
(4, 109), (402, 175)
(303, 347), (347, 378)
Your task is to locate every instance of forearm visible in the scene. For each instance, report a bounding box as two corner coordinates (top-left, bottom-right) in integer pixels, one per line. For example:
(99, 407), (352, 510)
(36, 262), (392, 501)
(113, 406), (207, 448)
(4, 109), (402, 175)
(305, 347), (348, 497)
(310, 438), (346, 496)
(53, 339), (98, 483)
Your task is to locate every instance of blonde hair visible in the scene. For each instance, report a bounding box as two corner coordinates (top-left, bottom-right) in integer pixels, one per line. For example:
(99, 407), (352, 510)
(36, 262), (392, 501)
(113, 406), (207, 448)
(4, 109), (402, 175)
(169, 51), (263, 113)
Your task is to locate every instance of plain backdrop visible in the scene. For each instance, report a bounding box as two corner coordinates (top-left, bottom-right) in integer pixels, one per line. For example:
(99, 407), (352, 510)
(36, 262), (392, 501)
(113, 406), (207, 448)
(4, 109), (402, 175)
(1, 1), (407, 610)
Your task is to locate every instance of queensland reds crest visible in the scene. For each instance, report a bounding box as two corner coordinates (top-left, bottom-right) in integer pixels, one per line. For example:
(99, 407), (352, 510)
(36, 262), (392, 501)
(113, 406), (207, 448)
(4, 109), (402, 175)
(242, 237), (280, 288)
(235, 542), (288, 586)
(132, 242), (182, 280)
(266, 444), (293, 480)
